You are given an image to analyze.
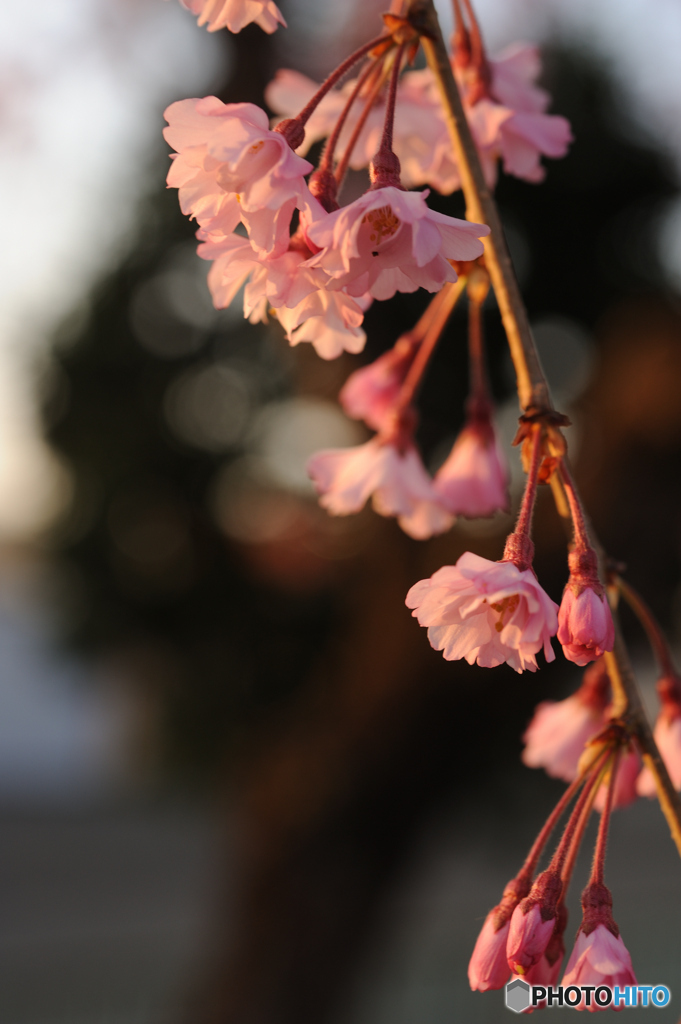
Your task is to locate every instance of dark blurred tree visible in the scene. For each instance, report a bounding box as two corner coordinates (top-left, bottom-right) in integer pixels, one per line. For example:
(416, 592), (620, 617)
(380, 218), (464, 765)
(42, 33), (681, 1023)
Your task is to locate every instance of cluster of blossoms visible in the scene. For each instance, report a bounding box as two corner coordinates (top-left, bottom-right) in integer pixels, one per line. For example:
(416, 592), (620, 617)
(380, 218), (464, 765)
(469, 733), (639, 1002)
(166, 0), (681, 1010)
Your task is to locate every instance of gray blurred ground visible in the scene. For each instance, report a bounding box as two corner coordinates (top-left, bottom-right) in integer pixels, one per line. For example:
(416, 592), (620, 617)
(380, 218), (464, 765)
(0, 801), (220, 1024)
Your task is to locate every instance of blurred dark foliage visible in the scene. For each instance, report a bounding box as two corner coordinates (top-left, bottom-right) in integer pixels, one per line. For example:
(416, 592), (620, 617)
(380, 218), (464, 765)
(42, 25), (681, 1023)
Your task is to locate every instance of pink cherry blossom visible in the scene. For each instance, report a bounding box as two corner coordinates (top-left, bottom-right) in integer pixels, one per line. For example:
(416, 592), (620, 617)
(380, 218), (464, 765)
(433, 417), (509, 518)
(339, 340), (416, 432)
(198, 231), (368, 358)
(637, 713), (681, 797)
(522, 661), (610, 782)
(265, 46), (571, 194)
(198, 233), (310, 315)
(304, 186), (488, 301)
(511, 904), (567, 995)
(557, 586), (615, 667)
(522, 697), (608, 783)
(561, 925), (636, 1000)
(406, 552), (558, 673)
(265, 68), (455, 193)
(520, 950), (562, 988)
(468, 913), (511, 992)
(276, 284), (367, 360)
(307, 438), (454, 540)
(489, 44), (550, 114)
(176, 0), (285, 34)
(507, 903), (556, 976)
(593, 748), (641, 813)
(458, 44), (573, 188)
(164, 97), (312, 255)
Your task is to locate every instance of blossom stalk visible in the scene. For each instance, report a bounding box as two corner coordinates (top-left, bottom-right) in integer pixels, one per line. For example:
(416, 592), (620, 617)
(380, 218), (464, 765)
(393, 277), (467, 416)
(370, 43), (407, 188)
(275, 33), (392, 148)
(334, 61), (390, 186)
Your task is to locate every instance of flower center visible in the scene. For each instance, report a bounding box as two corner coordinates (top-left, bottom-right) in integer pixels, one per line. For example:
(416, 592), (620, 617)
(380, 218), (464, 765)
(250, 140), (265, 153)
(490, 594), (520, 632)
(363, 205), (400, 248)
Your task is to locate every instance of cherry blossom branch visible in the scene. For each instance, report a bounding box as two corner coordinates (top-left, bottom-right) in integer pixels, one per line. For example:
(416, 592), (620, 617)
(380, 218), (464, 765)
(407, 0), (681, 859)
(409, 0), (550, 413)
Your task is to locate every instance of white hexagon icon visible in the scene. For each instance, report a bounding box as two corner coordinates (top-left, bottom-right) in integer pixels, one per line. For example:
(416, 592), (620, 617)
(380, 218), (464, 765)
(505, 978), (531, 1013)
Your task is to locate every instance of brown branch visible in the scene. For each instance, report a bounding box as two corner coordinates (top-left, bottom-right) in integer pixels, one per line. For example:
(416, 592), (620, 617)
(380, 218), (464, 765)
(409, 0), (681, 860)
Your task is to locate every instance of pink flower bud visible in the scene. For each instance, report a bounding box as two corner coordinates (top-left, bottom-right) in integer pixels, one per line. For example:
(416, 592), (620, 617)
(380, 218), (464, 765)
(637, 679), (681, 797)
(557, 585), (614, 667)
(507, 871), (562, 975)
(507, 903), (557, 975)
(433, 415), (509, 518)
(468, 913), (511, 992)
(562, 924), (636, 996)
(339, 341), (416, 432)
(562, 881), (636, 999)
(593, 747), (640, 812)
(522, 659), (610, 782)
(469, 873), (531, 991)
(307, 438), (453, 539)
(514, 902), (568, 998)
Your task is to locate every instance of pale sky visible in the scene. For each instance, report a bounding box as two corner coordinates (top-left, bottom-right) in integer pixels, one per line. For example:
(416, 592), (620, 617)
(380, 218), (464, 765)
(0, 0), (679, 538)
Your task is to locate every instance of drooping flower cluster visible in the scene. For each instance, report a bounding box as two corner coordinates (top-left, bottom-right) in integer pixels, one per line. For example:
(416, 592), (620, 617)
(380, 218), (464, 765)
(405, 420), (615, 673)
(266, 45), (572, 193)
(470, 741), (637, 999)
(164, 83), (489, 359)
(308, 268), (510, 538)
(163, 0), (679, 1015)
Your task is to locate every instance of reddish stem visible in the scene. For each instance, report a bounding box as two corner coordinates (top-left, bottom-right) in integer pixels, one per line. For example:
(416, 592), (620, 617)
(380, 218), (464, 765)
(334, 62), (387, 186)
(391, 279), (465, 419)
(591, 749), (620, 886)
(461, 0), (489, 79)
(379, 44), (403, 155)
(450, 0), (469, 65)
(548, 748), (611, 878)
(467, 273), (491, 404)
(514, 425), (542, 540)
(291, 34), (391, 130)
(560, 459), (591, 553)
(319, 58), (381, 174)
(560, 755), (609, 890)
(369, 44), (406, 188)
(517, 751), (601, 885)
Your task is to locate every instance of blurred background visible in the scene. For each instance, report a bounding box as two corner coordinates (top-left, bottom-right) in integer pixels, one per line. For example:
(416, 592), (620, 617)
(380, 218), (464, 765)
(1, 0), (681, 1022)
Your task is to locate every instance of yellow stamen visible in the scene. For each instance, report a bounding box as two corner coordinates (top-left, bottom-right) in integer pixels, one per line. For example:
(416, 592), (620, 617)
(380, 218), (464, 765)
(490, 594), (520, 632)
(362, 205), (400, 246)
